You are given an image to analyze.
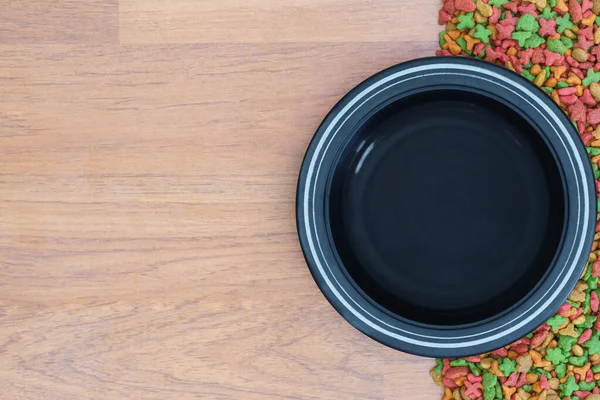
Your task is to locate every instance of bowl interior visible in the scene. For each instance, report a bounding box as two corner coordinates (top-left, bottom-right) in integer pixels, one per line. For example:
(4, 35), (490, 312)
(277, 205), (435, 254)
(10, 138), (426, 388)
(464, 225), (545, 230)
(328, 88), (566, 326)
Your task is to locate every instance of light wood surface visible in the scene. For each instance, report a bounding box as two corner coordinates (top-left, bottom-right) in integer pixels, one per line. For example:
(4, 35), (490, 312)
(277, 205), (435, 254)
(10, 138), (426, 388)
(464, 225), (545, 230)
(0, 1), (442, 399)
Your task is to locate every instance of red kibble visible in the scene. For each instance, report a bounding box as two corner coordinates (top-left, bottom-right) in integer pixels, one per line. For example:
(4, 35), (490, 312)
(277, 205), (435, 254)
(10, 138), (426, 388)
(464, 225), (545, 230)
(516, 373), (528, 388)
(505, 373), (519, 387)
(501, 12), (519, 26)
(575, 36), (595, 50)
(531, 330), (549, 347)
(473, 43), (486, 56)
(455, 0), (476, 12)
(532, 48), (545, 64)
(568, 100), (587, 122)
(594, 387), (600, 394)
(570, 0), (583, 22)
(503, 1), (519, 13)
(446, 366), (469, 379)
(551, 371), (557, 378)
(518, 3), (537, 16)
(578, 328), (593, 344)
(586, 369), (595, 382)
(561, 94), (579, 105)
(467, 373), (482, 383)
(543, 50), (563, 66)
(582, 89), (597, 106)
(582, 0), (594, 12)
(566, 56), (581, 67)
(443, 0), (456, 13)
(512, 344), (529, 355)
(442, 377), (459, 389)
(558, 87), (578, 96)
(439, 10), (453, 24)
(502, 39), (517, 49)
(464, 356), (481, 362)
(588, 108), (600, 125)
(591, 291), (599, 312)
(489, 7), (501, 24)
(519, 49), (534, 64)
(442, 359), (451, 374)
(574, 391), (591, 398)
(540, 374), (550, 390)
(578, 121), (586, 134)
(491, 348), (508, 357)
(539, 18), (557, 37)
(581, 132), (594, 145)
(579, 27), (594, 40)
(570, 307), (584, 320)
(464, 386), (482, 398)
(571, 68), (585, 79)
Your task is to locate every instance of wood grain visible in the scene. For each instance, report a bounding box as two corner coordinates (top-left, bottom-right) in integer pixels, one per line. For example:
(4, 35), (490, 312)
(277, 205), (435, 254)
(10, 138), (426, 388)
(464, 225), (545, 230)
(0, 1), (442, 398)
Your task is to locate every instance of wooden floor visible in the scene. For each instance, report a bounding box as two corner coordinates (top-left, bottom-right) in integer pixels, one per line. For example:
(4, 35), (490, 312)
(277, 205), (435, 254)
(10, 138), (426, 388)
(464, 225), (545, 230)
(0, 1), (442, 398)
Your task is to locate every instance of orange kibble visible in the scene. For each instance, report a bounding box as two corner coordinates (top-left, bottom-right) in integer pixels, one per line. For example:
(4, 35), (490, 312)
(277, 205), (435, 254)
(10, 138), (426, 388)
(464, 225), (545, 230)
(545, 77), (558, 88)
(551, 90), (561, 105)
(503, 385), (517, 399)
(571, 25), (579, 33)
(507, 47), (518, 57)
(593, 241), (598, 251)
(548, 340), (558, 348)
(591, 140), (600, 147)
(591, 154), (600, 164)
(455, 376), (467, 386)
(595, 372), (600, 380)
(532, 381), (542, 393)
(451, 16), (459, 24)
(464, 35), (481, 51)
(508, 350), (519, 359)
(573, 363), (591, 377)
(449, 43), (462, 55)
(556, 0), (569, 12)
(489, 359), (504, 377)
(448, 30), (461, 40)
(443, 387), (453, 400)
(582, 13), (596, 26)
(576, 85), (584, 96)
(567, 72), (582, 85)
(531, 64), (542, 75)
(526, 373), (539, 384)
(587, 126), (594, 132)
(551, 66), (567, 79)
(488, 24), (497, 40)
(565, 49), (572, 57)
(529, 397), (539, 400)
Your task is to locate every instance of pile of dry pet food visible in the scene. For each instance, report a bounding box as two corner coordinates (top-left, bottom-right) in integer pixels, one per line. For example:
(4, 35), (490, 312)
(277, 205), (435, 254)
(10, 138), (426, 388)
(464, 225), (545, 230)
(430, 0), (600, 399)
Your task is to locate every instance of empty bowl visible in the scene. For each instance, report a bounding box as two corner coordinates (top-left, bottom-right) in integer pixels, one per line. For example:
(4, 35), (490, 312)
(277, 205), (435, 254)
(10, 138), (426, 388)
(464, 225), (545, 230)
(296, 57), (596, 357)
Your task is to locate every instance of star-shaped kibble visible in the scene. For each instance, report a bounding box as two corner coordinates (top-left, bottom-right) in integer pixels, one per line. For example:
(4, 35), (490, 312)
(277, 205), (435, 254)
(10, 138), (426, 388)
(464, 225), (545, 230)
(525, 33), (545, 49)
(539, 18), (557, 37)
(547, 314), (567, 331)
(561, 375), (579, 397)
(516, 13), (540, 32)
(498, 358), (517, 376)
(540, 7), (557, 20)
(457, 12), (476, 30)
(583, 69), (600, 86)
(500, 13), (519, 26)
(556, 13), (574, 33)
(474, 24), (493, 43)
(583, 333), (600, 354)
(482, 372), (497, 389)
(496, 23), (515, 40)
(545, 347), (568, 364)
(512, 31), (532, 47)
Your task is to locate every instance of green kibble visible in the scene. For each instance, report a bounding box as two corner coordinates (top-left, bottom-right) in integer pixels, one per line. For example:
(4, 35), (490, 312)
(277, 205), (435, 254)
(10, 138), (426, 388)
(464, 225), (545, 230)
(549, 0), (557, 5)
(457, 12), (475, 30)
(469, 362), (481, 376)
(495, 383), (502, 399)
(522, 70), (536, 81)
(513, 31), (533, 47)
(517, 13), (540, 32)
(592, 364), (600, 373)
(561, 35), (574, 49)
(525, 33), (545, 49)
(583, 69), (600, 86)
(522, 385), (532, 392)
(569, 353), (588, 366)
(435, 358), (443, 375)
(498, 358), (517, 376)
(543, 86), (553, 94)
(548, 314), (567, 331)
(526, 333), (534, 339)
(546, 347), (568, 364)
(588, 276), (599, 290)
(474, 24), (493, 43)
(483, 387), (495, 400)
(547, 38), (568, 55)
(558, 334), (579, 352)
(584, 264), (593, 281)
(578, 381), (596, 391)
(555, 363), (567, 379)
(540, 7), (557, 20)
(556, 81), (570, 89)
(489, 0), (508, 5)
(439, 31), (446, 47)
(456, 37), (468, 51)
(587, 147), (600, 155)
(556, 13), (574, 34)
(450, 359), (469, 366)
(561, 375), (579, 397)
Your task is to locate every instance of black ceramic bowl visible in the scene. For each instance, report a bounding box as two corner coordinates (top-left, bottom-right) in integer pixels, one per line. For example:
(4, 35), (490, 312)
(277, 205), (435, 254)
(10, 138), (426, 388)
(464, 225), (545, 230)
(296, 57), (596, 358)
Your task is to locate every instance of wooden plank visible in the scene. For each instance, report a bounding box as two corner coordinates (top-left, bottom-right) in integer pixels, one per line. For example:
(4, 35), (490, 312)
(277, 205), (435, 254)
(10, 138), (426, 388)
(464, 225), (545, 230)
(0, 0), (118, 44)
(0, 42), (441, 399)
(119, 0), (440, 44)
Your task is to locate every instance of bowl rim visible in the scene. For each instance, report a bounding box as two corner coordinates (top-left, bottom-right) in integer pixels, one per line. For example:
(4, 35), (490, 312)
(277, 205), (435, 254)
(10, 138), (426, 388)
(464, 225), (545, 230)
(296, 56), (596, 358)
